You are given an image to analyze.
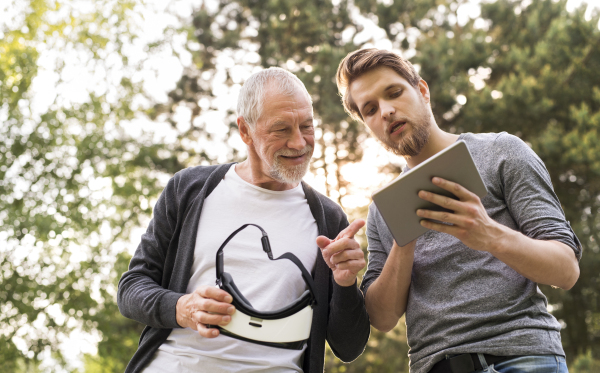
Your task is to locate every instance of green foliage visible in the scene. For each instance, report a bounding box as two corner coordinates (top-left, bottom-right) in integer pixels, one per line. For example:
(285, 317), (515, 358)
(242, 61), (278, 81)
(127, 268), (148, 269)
(156, 0), (367, 203)
(326, 326), (410, 373)
(361, 0), (600, 363)
(2, 0), (599, 371)
(571, 350), (600, 373)
(1, 0), (173, 368)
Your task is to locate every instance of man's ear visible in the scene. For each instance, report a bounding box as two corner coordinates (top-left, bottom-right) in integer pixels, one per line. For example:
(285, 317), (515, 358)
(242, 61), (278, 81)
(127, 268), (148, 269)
(237, 116), (253, 145)
(418, 79), (431, 104)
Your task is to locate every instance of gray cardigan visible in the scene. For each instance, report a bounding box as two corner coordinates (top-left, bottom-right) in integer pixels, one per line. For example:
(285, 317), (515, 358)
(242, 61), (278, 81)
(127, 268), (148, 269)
(118, 163), (370, 372)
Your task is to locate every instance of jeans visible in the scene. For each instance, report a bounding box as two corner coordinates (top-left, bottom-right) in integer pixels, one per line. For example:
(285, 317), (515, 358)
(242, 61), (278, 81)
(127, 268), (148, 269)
(475, 354), (568, 373)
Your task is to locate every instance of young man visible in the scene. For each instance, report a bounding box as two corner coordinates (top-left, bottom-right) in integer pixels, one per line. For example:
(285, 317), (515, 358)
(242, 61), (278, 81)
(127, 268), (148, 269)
(332, 48), (581, 373)
(118, 67), (370, 373)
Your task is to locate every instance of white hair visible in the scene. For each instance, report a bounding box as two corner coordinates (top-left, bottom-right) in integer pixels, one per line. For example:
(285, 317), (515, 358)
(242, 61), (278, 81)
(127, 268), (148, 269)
(237, 67), (312, 127)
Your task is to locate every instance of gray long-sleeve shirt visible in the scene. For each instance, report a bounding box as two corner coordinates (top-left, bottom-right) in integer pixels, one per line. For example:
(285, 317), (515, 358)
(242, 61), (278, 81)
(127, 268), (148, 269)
(361, 132), (582, 373)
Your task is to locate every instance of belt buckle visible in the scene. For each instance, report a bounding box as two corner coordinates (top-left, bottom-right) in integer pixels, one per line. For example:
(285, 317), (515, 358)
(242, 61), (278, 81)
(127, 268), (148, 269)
(448, 354), (475, 373)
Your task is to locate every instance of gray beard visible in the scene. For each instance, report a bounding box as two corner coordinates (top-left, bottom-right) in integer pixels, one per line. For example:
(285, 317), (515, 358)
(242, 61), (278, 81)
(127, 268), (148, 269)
(268, 145), (313, 184)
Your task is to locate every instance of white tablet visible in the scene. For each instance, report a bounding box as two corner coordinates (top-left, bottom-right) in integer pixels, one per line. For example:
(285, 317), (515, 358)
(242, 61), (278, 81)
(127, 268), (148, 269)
(371, 140), (487, 246)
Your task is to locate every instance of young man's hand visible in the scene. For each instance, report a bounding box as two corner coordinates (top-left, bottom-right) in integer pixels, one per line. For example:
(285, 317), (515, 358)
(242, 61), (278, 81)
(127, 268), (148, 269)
(176, 285), (235, 338)
(317, 219), (366, 287)
(416, 177), (503, 252)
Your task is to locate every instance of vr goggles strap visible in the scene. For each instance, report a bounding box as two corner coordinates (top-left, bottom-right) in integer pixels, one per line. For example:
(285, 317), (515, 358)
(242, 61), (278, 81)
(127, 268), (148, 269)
(271, 252), (317, 307)
(215, 223), (318, 306)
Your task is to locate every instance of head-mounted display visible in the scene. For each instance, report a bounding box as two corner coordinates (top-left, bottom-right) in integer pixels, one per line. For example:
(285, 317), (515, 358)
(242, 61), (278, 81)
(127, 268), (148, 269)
(212, 224), (317, 350)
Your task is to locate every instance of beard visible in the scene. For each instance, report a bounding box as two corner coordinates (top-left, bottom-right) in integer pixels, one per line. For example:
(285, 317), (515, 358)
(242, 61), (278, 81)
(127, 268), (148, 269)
(268, 145), (314, 184)
(376, 104), (432, 158)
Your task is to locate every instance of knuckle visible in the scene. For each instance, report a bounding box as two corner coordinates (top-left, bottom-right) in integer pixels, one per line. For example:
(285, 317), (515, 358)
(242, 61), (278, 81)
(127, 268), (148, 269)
(331, 255), (342, 265)
(199, 298), (210, 311)
(199, 328), (211, 338)
(197, 312), (210, 324)
(204, 314), (219, 324)
(219, 303), (232, 315)
(338, 254), (350, 264)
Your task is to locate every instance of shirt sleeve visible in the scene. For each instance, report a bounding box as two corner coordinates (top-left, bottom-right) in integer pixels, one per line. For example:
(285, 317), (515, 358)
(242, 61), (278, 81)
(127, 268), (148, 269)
(117, 176), (186, 329)
(326, 214), (371, 363)
(360, 203), (390, 296)
(496, 133), (582, 260)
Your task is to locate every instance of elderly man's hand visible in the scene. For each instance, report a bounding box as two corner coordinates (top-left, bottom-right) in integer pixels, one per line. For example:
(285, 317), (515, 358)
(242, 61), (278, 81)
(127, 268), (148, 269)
(176, 285), (235, 338)
(317, 219), (366, 287)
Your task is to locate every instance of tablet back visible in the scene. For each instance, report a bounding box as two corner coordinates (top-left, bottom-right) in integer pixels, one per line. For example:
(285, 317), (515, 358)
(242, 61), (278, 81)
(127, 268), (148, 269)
(371, 140), (487, 246)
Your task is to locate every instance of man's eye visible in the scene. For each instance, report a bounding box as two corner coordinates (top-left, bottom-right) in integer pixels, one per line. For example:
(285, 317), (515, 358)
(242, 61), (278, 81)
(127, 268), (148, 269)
(366, 107), (377, 116)
(391, 90), (402, 98)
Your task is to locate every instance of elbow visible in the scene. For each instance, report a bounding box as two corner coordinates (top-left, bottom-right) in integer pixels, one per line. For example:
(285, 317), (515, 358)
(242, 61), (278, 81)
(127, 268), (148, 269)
(365, 292), (403, 332)
(116, 288), (127, 318)
(367, 308), (401, 332)
(116, 278), (131, 319)
(333, 343), (366, 364)
(371, 318), (399, 333)
(560, 262), (580, 290)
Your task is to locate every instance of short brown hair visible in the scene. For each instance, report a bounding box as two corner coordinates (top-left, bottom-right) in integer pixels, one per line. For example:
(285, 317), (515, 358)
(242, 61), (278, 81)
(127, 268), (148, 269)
(336, 48), (421, 122)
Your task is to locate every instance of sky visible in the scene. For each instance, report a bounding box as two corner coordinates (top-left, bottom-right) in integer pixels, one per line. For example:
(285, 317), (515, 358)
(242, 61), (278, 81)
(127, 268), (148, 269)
(2, 0), (600, 370)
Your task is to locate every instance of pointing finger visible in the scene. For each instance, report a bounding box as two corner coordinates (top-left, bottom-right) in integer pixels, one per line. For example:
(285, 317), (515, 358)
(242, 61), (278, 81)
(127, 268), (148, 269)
(338, 219), (366, 240)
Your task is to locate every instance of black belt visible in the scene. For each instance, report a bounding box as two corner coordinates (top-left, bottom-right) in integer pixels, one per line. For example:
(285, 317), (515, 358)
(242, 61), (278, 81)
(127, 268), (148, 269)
(429, 353), (513, 373)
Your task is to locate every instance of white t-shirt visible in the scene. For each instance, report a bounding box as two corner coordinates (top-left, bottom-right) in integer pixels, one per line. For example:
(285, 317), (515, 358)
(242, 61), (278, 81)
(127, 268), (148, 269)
(143, 166), (319, 373)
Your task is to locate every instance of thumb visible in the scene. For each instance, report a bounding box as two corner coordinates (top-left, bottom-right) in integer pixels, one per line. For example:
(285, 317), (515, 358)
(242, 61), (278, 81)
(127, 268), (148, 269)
(316, 236), (331, 250)
(340, 219), (366, 239)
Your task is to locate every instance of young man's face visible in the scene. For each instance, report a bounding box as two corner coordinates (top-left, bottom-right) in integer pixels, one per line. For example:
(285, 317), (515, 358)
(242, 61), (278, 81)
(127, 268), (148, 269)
(348, 66), (432, 158)
(249, 85), (315, 184)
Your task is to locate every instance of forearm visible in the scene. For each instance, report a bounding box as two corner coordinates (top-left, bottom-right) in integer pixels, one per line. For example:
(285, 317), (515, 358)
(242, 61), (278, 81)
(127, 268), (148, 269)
(364, 241), (415, 332)
(327, 281), (370, 362)
(489, 225), (580, 289)
(118, 273), (184, 329)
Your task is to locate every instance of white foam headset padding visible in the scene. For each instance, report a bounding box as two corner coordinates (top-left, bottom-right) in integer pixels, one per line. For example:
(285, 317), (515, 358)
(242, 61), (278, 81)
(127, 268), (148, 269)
(221, 306), (313, 342)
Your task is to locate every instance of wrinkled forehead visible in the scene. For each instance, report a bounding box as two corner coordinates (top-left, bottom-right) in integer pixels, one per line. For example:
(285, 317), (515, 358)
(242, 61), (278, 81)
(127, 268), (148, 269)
(257, 85), (314, 124)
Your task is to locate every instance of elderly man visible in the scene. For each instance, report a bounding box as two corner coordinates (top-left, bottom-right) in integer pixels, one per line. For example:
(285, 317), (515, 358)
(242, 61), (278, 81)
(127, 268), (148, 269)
(118, 67), (370, 373)
(330, 48), (582, 373)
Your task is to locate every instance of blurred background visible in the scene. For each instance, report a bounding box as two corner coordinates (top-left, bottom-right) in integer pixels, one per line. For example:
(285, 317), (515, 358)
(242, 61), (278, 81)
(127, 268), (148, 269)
(1, 0), (599, 371)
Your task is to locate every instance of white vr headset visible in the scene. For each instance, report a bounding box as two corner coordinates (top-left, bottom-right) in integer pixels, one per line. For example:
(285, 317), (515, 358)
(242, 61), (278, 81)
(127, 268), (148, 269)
(211, 223), (317, 350)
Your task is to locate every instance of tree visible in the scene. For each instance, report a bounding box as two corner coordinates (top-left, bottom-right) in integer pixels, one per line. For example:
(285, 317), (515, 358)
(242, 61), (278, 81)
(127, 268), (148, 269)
(363, 0), (600, 364)
(3, 0), (598, 371)
(149, 0), (600, 370)
(0, 0), (180, 369)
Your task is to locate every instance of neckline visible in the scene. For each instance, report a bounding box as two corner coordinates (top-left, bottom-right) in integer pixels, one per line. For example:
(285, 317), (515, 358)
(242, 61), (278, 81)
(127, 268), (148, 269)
(227, 165), (304, 195)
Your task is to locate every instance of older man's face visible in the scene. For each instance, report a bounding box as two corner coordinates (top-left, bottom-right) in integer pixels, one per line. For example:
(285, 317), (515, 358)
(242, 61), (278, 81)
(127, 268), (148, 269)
(250, 86), (315, 184)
